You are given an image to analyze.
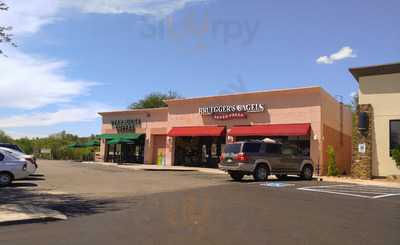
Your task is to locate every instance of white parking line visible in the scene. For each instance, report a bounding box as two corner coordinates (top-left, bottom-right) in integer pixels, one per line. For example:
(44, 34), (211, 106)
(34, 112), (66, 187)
(297, 185), (400, 199)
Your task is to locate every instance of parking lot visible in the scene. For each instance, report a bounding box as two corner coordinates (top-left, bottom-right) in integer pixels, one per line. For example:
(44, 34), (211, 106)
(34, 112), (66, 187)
(298, 184), (400, 199)
(0, 160), (399, 245)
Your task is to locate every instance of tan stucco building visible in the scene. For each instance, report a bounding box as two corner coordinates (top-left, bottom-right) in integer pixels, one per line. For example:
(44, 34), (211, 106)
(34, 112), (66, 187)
(350, 62), (400, 177)
(98, 86), (352, 175)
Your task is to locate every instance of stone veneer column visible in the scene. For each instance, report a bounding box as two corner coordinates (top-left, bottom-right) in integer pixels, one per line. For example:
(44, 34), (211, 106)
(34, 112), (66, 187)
(351, 104), (373, 179)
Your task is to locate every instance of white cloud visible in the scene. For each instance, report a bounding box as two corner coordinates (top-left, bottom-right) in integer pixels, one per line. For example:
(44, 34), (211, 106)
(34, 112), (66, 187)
(4, 130), (48, 139)
(316, 46), (356, 64)
(0, 0), (206, 35)
(0, 50), (95, 110)
(62, 0), (206, 17)
(350, 91), (357, 98)
(0, 0), (60, 34)
(0, 103), (112, 128)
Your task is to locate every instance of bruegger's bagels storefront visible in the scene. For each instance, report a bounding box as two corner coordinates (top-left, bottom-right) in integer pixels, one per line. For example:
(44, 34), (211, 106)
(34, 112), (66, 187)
(98, 86), (352, 175)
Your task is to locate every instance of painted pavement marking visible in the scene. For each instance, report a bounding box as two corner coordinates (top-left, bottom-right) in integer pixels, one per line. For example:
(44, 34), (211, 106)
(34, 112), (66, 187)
(297, 184), (400, 199)
(260, 182), (295, 188)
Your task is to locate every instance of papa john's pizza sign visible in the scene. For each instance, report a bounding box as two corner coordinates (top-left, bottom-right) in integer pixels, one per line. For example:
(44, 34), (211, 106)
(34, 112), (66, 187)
(199, 103), (265, 120)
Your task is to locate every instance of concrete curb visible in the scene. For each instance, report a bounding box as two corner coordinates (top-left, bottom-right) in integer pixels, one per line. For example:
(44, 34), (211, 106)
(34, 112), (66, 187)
(82, 161), (226, 175)
(0, 204), (67, 226)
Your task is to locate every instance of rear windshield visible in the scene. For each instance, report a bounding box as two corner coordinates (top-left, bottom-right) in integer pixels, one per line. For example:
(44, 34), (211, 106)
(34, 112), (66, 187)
(223, 144), (242, 154)
(0, 144), (23, 153)
(243, 143), (261, 153)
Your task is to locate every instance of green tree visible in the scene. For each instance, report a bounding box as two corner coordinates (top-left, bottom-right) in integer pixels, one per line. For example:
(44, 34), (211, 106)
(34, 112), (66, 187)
(327, 145), (339, 176)
(0, 1), (16, 55)
(390, 147), (400, 168)
(0, 130), (13, 143)
(128, 91), (182, 109)
(15, 138), (34, 154)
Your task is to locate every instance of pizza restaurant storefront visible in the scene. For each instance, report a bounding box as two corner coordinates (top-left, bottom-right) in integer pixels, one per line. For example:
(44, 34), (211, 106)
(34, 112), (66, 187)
(98, 87), (353, 175)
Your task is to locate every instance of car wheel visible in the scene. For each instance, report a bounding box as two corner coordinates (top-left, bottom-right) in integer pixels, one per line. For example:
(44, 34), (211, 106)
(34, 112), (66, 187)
(253, 164), (269, 181)
(0, 172), (12, 187)
(275, 174), (288, 180)
(301, 165), (314, 180)
(229, 172), (244, 181)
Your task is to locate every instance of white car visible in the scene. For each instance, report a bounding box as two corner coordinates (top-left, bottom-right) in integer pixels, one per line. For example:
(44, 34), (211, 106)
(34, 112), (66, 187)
(0, 149), (30, 187)
(0, 147), (37, 175)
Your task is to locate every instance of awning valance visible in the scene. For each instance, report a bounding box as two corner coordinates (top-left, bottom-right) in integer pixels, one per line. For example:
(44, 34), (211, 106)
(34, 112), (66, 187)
(96, 133), (143, 140)
(107, 138), (135, 145)
(168, 126), (225, 137)
(228, 123), (311, 137)
(68, 140), (100, 148)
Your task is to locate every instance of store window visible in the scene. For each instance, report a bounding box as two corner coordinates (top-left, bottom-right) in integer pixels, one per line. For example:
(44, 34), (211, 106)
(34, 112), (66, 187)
(390, 120), (400, 154)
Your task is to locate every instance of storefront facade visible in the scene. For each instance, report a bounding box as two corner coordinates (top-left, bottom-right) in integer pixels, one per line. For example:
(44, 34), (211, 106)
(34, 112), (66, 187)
(98, 86), (352, 175)
(350, 62), (400, 177)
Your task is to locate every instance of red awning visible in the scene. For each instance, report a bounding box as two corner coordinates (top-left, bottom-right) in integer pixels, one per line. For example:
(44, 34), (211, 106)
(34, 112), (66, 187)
(228, 123), (311, 137)
(168, 126), (225, 137)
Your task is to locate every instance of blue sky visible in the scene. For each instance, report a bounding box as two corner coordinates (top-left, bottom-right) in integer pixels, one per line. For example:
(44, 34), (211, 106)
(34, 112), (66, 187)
(0, 0), (399, 138)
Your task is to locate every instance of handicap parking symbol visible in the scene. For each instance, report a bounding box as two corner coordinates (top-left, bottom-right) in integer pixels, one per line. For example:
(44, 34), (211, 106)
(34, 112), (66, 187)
(260, 182), (295, 188)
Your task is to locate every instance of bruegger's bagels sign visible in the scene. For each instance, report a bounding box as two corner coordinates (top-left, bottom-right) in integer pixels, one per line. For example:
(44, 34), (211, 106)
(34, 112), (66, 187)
(199, 104), (265, 120)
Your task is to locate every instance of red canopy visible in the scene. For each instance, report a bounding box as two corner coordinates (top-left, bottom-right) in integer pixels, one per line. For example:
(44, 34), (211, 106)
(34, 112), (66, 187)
(228, 123), (311, 137)
(168, 126), (225, 137)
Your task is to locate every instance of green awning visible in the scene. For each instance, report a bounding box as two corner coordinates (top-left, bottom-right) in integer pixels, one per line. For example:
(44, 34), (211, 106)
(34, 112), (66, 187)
(107, 138), (135, 145)
(68, 140), (100, 148)
(82, 140), (100, 147)
(96, 133), (143, 140)
(68, 143), (85, 148)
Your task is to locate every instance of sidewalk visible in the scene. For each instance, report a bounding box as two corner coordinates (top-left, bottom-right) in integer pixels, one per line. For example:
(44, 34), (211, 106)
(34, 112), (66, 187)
(83, 161), (226, 175)
(320, 176), (400, 188)
(0, 204), (67, 225)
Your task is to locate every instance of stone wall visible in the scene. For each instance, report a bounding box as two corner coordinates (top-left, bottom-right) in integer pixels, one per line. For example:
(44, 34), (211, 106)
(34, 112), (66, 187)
(351, 104), (373, 179)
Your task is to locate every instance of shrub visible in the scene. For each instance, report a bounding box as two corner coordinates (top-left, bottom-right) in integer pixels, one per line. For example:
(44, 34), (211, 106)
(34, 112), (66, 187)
(327, 145), (339, 176)
(391, 147), (400, 168)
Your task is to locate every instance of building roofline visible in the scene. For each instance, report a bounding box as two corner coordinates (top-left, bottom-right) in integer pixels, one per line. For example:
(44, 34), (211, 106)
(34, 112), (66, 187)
(349, 62), (400, 81)
(98, 86), (345, 116)
(98, 107), (168, 115)
(165, 86), (322, 104)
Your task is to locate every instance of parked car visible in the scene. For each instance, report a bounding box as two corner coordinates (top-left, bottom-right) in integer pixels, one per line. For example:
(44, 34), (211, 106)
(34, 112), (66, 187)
(219, 140), (314, 181)
(0, 143), (24, 153)
(0, 149), (30, 187)
(0, 147), (37, 174)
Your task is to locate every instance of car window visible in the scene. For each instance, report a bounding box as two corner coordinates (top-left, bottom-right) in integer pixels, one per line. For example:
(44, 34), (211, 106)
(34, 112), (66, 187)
(282, 146), (301, 156)
(0, 147), (24, 157)
(0, 144), (24, 153)
(0, 152), (4, 161)
(243, 143), (261, 153)
(265, 144), (281, 154)
(223, 144), (241, 154)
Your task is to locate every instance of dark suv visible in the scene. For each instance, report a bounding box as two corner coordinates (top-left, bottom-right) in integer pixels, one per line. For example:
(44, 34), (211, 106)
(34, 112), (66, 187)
(219, 140), (314, 181)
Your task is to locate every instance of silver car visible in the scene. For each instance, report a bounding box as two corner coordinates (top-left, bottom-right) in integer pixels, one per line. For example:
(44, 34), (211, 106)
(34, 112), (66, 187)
(0, 149), (30, 187)
(219, 140), (314, 181)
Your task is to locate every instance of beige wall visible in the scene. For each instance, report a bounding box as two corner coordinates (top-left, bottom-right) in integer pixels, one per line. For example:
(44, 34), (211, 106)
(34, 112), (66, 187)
(359, 73), (400, 176)
(320, 89), (353, 175)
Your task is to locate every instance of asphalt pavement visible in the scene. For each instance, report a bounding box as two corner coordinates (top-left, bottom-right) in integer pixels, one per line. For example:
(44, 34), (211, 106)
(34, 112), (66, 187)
(0, 160), (399, 245)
